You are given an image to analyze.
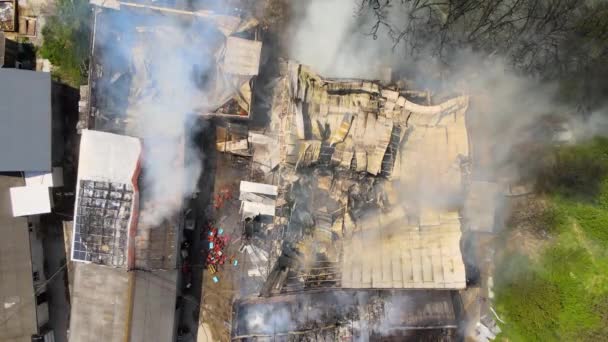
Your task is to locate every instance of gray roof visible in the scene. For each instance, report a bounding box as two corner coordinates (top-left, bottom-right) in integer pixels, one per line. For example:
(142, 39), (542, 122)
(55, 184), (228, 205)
(0, 175), (38, 342)
(69, 263), (129, 342)
(0, 69), (51, 172)
(69, 264), (178, 342)
(130, 270), (178, 342)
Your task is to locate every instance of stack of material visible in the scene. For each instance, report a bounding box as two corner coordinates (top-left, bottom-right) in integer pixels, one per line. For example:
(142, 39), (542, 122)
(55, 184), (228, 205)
(216, 124), (250, 155)
(206, 227), (229, 267)
(239, 181), (277, 220)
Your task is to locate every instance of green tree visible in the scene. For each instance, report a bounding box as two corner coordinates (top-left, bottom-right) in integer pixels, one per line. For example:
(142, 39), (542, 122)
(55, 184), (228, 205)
(40, 0), (91, 86)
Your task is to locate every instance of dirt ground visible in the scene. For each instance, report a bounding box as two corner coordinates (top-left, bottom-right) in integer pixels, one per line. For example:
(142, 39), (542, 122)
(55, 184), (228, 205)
(198, 154), (254, 342)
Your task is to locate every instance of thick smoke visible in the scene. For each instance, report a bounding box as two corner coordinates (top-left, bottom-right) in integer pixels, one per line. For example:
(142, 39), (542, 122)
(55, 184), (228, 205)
(287, 0), (401, 79)
(97, 10), (223, 226)
(126, 22), (209, 226)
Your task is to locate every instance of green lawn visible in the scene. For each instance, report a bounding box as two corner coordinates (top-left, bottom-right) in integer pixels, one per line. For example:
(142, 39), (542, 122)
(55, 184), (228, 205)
(495, 138), (608, 341)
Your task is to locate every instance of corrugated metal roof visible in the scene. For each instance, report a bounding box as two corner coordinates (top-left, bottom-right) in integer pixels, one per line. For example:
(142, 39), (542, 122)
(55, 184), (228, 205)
(341, 224), (466, 289)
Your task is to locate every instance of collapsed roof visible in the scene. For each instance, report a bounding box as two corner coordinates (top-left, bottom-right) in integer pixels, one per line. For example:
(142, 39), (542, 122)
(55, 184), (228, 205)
(233, 290), (461, 341)
(222, 61), (471, 295)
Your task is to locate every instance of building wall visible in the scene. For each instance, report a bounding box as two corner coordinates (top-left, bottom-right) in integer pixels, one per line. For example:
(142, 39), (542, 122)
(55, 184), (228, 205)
(28, 216), (46, 286)
(0, 31), (4, 67)
(27, 215), (50, 328)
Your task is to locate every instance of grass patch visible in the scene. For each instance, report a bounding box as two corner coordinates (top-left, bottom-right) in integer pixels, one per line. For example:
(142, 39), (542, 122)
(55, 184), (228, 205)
(495, 138), (608, 341)
(537, 137), (608, 201)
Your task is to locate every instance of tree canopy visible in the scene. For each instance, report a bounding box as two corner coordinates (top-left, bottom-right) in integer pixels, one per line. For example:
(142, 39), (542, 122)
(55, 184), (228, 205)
(40, 0), (91, 86)
(359, 0), (608, 111)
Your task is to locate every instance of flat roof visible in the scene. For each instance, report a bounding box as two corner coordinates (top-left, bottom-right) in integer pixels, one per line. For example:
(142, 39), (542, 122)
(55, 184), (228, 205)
(129, 270), (178, 342)
(0, 69), (51, 172)
(69, 264), (179, 342)
(9, 185), (51, 217)
(69, 263), (130, 342)
(223, 37), (262, 76)
(0, 174), (38, 341)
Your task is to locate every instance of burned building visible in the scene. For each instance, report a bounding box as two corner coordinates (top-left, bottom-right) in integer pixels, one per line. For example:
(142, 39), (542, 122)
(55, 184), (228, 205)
(232, 290), (462, 341)
(87, 0), (262, 132)
(234, 62), (470, 294)
(68, 128), (180, 342)
(214, 61), (472, 340)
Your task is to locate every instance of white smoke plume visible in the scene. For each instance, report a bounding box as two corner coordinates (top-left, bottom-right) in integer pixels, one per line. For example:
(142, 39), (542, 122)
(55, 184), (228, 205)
(287, 0), (400, 79)
(125, 23), (207, 227)
(95, 10), (225, 226)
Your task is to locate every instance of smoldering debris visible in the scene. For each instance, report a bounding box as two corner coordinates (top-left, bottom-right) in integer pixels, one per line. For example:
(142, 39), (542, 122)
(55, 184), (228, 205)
(233, 291), (460, 341)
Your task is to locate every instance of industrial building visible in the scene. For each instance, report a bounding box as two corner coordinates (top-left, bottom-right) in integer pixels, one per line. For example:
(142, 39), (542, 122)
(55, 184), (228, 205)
(208, 61), (473, 340)
(70, 0), (492, 340)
